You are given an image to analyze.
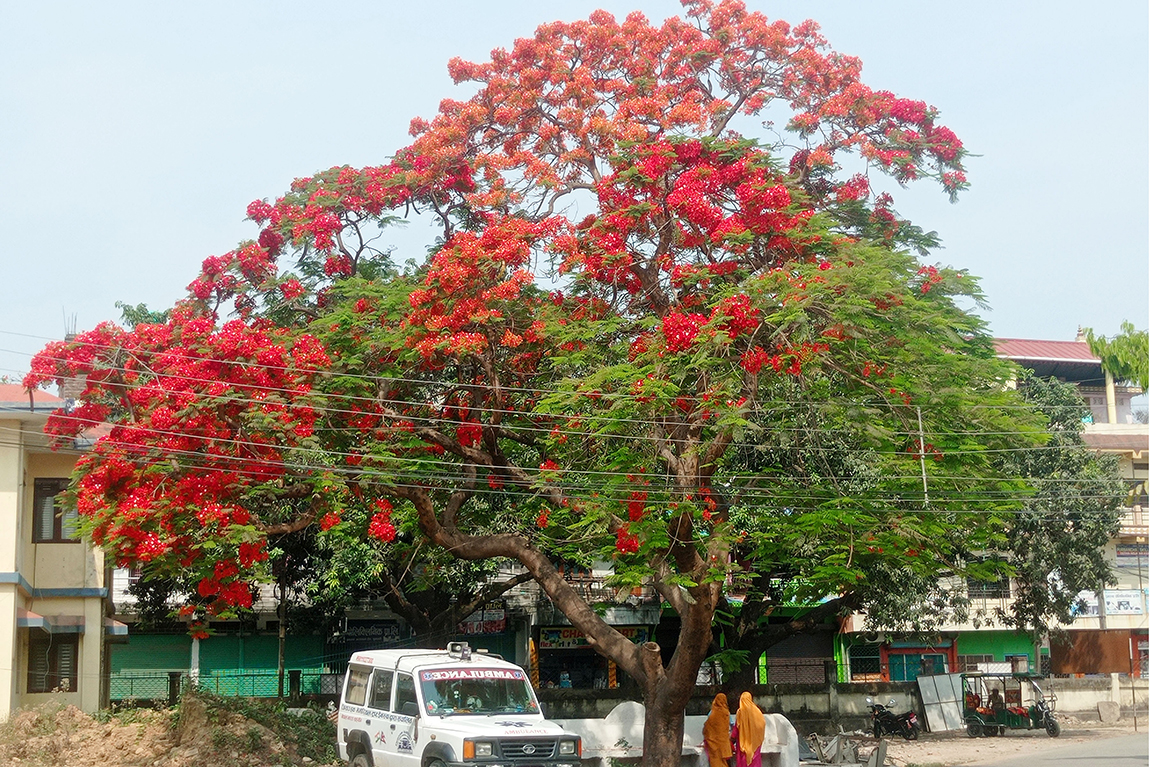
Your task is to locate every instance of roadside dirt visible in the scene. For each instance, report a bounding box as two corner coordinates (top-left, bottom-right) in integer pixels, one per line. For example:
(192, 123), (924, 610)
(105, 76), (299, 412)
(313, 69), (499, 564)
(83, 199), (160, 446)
(879, 715), (1142, 766)
(0, 695), (340, 767)
(0, 699), (1140, 767)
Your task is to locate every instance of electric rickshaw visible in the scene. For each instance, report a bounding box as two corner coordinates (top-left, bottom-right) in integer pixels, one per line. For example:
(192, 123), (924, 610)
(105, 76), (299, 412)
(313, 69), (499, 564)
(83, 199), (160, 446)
(961, 671), (1060, 738)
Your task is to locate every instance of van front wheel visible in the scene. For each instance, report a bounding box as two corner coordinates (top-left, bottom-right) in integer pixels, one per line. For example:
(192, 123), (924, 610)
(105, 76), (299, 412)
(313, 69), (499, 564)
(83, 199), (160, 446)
(425, 760), (447, 767)
(350, 752), (370, 767)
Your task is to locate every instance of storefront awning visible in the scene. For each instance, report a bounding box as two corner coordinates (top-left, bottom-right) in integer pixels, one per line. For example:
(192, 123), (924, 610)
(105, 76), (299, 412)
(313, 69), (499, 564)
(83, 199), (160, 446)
(17, 609), (85, 634)
(16, 608), (47, 631)
(105, 618), (129, 643)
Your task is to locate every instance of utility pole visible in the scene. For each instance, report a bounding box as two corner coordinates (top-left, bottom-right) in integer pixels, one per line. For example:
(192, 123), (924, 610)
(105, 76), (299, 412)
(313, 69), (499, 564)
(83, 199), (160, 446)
(1097, 579), (1108, 631)
(916, 407), (929, 506)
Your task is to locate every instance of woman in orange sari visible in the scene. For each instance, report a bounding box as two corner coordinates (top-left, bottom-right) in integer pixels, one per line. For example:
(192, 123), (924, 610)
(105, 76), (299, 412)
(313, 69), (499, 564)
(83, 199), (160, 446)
(731, 692), (766, 767)
(702, 693), (733, 767)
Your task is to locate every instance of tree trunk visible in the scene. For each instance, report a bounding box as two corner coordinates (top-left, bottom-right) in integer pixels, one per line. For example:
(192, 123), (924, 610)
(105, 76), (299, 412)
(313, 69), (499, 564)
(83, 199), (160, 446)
(642, 693), (687, 767)
(637, 630), (711, 766)
(277, 577), (287, 699)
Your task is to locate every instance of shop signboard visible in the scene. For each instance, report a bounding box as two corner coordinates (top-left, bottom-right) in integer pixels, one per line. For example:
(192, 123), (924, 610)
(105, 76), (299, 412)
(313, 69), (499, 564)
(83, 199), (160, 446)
(539, 625), (649, 649)
(345, 619), (402, 644)
(459, 608), (506, 635)
(1116, 543), (1146, 567)
(1074, 589), (1146, 616)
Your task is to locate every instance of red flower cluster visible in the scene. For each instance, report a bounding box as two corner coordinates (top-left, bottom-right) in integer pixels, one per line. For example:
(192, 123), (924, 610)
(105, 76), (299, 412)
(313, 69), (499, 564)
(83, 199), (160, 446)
(662, 312), (708, 352)
(711, 294), (759, 339)
(627, 491), (648, 521)
(917, 265), (945, 294)
(368, 499), (397, 542)
(615, 526), (640, 554)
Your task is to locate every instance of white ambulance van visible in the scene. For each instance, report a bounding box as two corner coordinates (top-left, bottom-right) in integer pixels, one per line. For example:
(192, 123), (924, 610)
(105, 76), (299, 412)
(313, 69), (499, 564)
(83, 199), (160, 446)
(337, 642), (581, 767)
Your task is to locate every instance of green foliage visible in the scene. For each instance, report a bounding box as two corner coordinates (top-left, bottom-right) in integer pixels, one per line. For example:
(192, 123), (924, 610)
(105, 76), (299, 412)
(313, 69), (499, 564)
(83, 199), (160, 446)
(991, 371), (1125, 633)
(116, 301), (170, 328)
(1085, 321), (1149, 390)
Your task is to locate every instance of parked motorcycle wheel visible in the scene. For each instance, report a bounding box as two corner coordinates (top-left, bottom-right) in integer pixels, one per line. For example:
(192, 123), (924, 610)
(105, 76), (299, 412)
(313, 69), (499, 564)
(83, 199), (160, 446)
(873, 723), (882, 739)
(1045, 718), (1061, 738)
(902, 723), (919, 741)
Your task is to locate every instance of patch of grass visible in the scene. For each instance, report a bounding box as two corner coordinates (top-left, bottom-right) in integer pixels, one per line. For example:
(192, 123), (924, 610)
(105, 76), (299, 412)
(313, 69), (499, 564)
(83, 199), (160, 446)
(244, 725), (266, 752)
(93, 705), (157, 726)
(211, 727), (243, 752)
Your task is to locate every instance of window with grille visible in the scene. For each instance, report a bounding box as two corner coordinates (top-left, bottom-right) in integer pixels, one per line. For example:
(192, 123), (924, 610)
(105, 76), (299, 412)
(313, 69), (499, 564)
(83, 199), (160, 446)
(958, 654), (993, 672)
(849, 643), (882, 681)
(967, 575), (1011, 599)
(27, 633), (79, 693)
(1006, 654), (1030, 673)
(32, 479), (79, 543)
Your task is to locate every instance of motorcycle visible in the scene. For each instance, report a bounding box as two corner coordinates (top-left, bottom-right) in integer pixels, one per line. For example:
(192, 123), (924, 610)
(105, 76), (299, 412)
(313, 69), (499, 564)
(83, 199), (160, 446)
(866, 696), (920, 740)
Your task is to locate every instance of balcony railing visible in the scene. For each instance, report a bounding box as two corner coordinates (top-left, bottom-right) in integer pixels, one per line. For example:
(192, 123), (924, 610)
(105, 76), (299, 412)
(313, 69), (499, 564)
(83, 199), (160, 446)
(1119, 506), (1147, 536)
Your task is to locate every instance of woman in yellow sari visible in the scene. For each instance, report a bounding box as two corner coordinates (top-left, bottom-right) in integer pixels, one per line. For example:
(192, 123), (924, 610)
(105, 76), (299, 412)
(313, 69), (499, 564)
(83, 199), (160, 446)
(731, 691), (766, 767)
(702, 693), (733, 767)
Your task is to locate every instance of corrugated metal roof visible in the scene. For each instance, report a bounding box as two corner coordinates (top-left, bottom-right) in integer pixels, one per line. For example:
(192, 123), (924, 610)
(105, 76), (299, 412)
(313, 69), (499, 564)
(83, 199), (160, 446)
(1083, 431), (1149, 455)
(995, 338), (1100, 364)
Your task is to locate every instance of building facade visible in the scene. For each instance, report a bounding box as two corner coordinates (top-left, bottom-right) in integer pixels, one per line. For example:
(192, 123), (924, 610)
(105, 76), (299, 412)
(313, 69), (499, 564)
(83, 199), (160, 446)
(0, 384), (119, 719)
(838, 335), (1148, 681)
(995, 337), (1148, 678)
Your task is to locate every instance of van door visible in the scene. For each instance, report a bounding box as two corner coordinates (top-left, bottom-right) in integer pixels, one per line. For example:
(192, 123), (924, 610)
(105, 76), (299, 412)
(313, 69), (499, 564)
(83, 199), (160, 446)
(391, 672), (421, 767)
(340, 665), (372, 759)
(366, 669), (394, 765)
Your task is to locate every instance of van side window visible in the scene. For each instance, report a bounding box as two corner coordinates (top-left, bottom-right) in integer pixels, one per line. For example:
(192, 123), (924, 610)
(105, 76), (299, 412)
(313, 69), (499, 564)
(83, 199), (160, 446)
(345, 666), (370, 706)
(370, 669), (394, 711)
(395, 673), (418, 716)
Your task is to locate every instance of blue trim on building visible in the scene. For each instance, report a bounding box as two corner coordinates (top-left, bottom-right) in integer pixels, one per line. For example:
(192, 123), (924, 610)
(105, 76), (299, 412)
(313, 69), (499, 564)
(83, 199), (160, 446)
(0, 571), (33, 595)
(33, 587), (107, 598)
(0, 572), (106, 599)
(17, 613), (86, 634)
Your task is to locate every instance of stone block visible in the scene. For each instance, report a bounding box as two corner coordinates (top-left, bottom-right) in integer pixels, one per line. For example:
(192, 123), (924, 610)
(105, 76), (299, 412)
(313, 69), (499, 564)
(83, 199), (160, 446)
(1098, 700), (1121, 723)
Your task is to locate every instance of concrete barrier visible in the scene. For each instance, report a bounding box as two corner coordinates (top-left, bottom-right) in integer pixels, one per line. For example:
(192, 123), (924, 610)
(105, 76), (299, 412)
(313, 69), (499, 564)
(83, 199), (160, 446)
(554, 700), (799, 767)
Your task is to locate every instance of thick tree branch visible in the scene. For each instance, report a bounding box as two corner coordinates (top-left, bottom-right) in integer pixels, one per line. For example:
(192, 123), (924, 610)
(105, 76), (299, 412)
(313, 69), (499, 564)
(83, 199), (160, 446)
(394, 486), (648, 682)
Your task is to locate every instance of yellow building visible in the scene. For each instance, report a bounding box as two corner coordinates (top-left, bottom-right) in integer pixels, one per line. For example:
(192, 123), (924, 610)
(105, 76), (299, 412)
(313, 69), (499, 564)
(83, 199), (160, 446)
(0, 383), (120, 719)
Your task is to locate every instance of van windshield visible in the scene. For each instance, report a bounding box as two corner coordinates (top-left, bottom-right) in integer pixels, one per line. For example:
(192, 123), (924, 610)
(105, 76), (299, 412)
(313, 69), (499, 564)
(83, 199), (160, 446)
(418, 667), (539, 716)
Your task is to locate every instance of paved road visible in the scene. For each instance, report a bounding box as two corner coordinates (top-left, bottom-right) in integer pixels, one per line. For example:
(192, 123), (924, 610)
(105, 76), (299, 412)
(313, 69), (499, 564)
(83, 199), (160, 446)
(962, 732), (1148, 767)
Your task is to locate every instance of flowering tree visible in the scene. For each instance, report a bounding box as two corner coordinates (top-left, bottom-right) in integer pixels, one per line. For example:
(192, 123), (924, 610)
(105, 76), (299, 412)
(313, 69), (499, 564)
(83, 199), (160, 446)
(28, 3), (1042, 762)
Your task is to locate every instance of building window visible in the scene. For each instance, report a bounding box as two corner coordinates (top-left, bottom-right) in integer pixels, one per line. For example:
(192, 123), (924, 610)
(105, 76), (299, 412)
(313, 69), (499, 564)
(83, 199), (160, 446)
(967, 575), (1011, 599)
(32, 479), (79, 543)
(849, 643), (882, 681)
(27, 633), (78, 693)
(958, 654), (994, 672)
(1005, 654), (1031, 673)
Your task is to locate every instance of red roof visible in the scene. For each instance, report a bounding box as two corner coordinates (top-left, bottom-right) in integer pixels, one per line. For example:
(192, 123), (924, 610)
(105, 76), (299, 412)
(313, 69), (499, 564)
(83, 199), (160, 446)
(0, 384), (62, 407)
(1083, 432), (1149, 455)
(995, 338), (1099, 363)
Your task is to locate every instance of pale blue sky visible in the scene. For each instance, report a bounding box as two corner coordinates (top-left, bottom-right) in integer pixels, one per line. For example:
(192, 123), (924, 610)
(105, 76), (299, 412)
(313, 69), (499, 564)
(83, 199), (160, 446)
(1, 1), (1146, 378)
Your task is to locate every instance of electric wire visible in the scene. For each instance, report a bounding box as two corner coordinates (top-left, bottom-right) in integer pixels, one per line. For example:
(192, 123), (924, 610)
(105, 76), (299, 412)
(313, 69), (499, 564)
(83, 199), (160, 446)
(0, 426), (1130, 515)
